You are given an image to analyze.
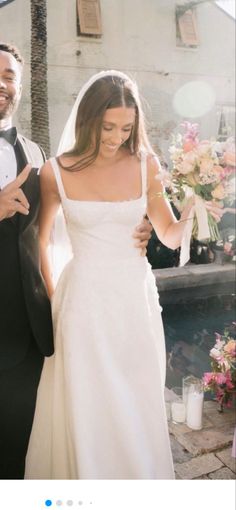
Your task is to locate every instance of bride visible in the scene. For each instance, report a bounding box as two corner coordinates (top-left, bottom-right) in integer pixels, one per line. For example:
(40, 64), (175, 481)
(25, 70), (197, 479)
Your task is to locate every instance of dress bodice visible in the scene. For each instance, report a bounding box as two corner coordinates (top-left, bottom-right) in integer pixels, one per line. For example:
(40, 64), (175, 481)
(50, 156), (148, 263)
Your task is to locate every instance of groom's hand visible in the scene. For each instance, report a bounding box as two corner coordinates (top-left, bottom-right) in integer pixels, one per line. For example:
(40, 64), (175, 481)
(133, 216), (153, 256)
(0, 164), (31, 221)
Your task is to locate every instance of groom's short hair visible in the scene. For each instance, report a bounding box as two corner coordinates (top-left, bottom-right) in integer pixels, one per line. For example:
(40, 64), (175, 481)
(0, 41), (24, 67)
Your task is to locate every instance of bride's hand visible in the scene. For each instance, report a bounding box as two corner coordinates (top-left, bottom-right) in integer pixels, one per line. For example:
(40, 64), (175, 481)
(205, 201), (224, 222)
(133, 216), (153, 256)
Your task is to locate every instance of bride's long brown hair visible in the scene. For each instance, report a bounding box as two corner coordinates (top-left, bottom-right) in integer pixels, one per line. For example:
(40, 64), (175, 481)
(57, 74), (154, 171)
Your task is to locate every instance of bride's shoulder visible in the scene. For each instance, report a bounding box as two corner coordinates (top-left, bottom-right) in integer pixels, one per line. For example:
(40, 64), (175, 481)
(39, 159), (59, 196)
(39, 158), (56, 179)
(143, 152), (161, 176)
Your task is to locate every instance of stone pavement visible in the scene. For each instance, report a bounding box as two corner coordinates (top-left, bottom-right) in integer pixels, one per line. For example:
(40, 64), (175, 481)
(165, 389), (236, 479)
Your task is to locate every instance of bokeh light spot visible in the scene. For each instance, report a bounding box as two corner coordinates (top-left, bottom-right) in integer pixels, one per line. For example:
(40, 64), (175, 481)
(173, 81), (216, 118)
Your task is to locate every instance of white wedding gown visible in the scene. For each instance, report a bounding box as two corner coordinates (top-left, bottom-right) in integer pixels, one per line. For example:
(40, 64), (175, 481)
(25, 154), (174, 479)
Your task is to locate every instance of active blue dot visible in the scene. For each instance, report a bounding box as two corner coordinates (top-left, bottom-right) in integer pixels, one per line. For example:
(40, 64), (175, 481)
(45, 501), (52, 507)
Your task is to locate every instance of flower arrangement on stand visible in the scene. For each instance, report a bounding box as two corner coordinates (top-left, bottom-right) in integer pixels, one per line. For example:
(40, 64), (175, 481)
(203, 325), (236, 412)
(165, 122), (235, 264)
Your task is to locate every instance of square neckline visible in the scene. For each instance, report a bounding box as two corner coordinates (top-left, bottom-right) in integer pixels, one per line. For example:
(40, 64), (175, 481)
(64, 194), (144, 205)
(50, 154), (147, 205)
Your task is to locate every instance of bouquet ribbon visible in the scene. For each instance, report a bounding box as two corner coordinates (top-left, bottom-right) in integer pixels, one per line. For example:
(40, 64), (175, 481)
(180, 194), (210, 266)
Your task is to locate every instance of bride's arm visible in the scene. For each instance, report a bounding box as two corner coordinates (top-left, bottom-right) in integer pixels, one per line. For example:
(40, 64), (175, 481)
(146, 156), (193, 250)
(39, 162), (61, 298)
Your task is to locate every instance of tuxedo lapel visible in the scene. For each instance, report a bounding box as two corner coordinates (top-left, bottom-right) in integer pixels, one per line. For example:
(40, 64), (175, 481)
(19, 168), (39, 231)
(16, 137), (28, 174)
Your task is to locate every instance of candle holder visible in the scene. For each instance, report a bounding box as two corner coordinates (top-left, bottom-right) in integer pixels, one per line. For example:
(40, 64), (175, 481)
(183, 375), (204, 430)
(170, 387), (186, 424)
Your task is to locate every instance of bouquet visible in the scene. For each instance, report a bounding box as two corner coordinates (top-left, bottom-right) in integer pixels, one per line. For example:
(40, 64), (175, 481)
(167, 122), (236, 245)
(203, 325), (236, 411)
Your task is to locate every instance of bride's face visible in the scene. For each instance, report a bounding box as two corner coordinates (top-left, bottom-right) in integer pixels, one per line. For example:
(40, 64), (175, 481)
(98, 106), (135, 157)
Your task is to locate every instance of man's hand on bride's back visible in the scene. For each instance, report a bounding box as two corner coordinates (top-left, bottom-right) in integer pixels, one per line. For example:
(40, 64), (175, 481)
(133, 217), (152, 256)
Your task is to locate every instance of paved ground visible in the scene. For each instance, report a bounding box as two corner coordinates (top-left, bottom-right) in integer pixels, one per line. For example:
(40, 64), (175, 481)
(165, 389), (236, 479)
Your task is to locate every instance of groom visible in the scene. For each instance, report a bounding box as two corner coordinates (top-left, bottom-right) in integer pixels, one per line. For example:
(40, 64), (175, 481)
(0, 42), (54, 479)
(0, 42), (152, 479)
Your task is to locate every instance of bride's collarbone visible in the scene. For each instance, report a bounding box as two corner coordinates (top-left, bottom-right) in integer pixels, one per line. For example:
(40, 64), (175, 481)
(61, 174), (142, 202)
(60, 158), (142, 202)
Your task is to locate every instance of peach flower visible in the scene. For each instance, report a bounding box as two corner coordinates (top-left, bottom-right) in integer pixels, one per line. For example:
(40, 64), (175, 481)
(224, 339), (236, 357)
(212, 165), (223, 175)
(224, 151), (236, 167)
(183, 141), (197, 152)
(211, 183), (226, 200)
(180, 152), (197, 174)
(200, 158), (214, 174)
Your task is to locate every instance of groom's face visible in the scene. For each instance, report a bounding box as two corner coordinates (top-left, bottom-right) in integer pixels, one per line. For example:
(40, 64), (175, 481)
(0, 50), (22, 122)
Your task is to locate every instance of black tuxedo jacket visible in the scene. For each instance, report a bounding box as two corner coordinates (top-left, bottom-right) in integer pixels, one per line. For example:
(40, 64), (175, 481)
(0, 134), (54, 370)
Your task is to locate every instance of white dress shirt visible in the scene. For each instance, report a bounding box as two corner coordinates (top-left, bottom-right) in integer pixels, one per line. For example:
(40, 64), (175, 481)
(0, 137), (17, 189)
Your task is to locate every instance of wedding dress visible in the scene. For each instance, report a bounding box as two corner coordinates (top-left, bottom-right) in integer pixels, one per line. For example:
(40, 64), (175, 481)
(25, 153), (174, 479)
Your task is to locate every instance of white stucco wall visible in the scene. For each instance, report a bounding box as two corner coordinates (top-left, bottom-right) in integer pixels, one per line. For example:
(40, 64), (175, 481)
(0, 0), (235, 159)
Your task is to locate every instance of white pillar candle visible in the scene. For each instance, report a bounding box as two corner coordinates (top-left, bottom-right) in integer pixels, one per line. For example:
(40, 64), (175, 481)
(165, 402), (171, 421)
(171, 401), (186, 423)
(186, 390), (204, 430)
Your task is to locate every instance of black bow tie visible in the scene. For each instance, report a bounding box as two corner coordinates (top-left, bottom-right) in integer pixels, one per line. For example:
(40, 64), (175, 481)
(0, 127), (17, 146)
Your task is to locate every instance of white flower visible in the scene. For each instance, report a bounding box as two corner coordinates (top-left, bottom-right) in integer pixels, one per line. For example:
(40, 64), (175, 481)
(215, 338), (225, 350)
(210, 347), (221, 360)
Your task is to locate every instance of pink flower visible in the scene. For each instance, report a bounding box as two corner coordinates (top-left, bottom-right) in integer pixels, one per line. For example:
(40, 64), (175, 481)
(181, 121), (199, 144)
(203, 372), (214, 385)
(215, 373), (226, 385)
(212, 165), (224, 178)
(203, 326), (236, 408)
(219, 166), (233, 180)
(226, 379), (234, 390)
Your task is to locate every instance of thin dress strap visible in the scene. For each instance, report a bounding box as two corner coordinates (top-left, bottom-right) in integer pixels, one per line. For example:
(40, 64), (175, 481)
(140, 151), (147, 197)
(50, 157), (66, 200)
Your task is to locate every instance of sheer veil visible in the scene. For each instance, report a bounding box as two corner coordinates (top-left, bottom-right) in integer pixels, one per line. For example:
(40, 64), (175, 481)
(51, 70), (134, 285)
